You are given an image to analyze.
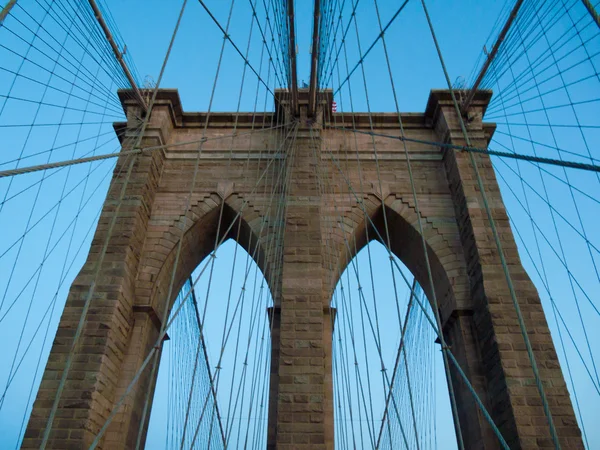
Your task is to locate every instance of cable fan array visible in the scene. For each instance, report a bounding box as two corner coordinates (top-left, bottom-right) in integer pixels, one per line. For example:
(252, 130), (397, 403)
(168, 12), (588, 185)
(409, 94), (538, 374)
(0, 0), (138, 446)
(0, 0), (599, 449)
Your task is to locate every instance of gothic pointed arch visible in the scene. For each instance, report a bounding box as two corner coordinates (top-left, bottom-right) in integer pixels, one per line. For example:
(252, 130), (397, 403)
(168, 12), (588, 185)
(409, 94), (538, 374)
(135, 193), (274, 325)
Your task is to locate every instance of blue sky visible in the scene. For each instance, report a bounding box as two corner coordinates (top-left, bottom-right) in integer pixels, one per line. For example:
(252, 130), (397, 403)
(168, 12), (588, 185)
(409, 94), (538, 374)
(0, 0), (598, 448)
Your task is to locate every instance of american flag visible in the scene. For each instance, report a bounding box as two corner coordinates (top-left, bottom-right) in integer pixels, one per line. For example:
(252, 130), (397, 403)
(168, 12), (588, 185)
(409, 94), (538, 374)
(332, 101), (337, 113)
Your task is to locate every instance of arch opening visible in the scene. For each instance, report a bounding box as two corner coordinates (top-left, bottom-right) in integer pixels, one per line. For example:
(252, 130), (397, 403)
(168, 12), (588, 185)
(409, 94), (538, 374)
(146, 238), (274, 449)
(330, 240), (457, 449)
(333, 205), (460, 322)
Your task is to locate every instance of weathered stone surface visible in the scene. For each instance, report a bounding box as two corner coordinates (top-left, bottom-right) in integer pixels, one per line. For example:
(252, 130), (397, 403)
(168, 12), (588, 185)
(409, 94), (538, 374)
(22, 89), (582, 450)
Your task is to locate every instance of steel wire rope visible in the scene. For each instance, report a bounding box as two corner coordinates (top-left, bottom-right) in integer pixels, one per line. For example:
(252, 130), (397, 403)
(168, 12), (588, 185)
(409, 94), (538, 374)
(88, 121), (299, 449)
(489, 143), (600, 257)
(228, 26), (281, 448)
(332, 15), (400, 445)
(207, 119), (298, 447)
(375, 283), (419, 448)
(38, 0), (191, 443)
(478, 0), (572, 91)
(0, 36), (125, 114)
(491, 138), (600, 205)
(316, 0), (346, 89)
(0, 136), (136, 441)
(486, 45), (600, 116)
(322, 125), (600, 173)
(0, 139), (127, 270)
(195, 0), (292, 118)
(318, 73), (360, 449)
(485, 38), (600, 117)
(421, 0), (562, 446)
(488, 51), (591, 398)
(349, 1), (446, 445)
(0, 49), (114, 411)
(0, 123), (291, 178)
(212, 49), (290, 450)
(50, 0), (139, 96)
(0, 63), (125, 116)
(319, 0), (362, 91)
(323, 12), (382, 447)
(0, 129), (120, 168)
(373, 0), (507, 443)
(5, 1), (133, 105)
(194, 6), (266, 441)
(32, 0), (130, 89)
(493, 160), (600, 374)
(0, 173), (110, 400)
(308, 119), (381, 448)
(241, 65), (293, 450)
(0, 144), (128, 324)
(184, 106), (296, 445)
(560, 0), (600, 83)
(246, 0), (287, 90)
(322, 137), (511, 448)
(327, 32), (409, 447)
(200, 57), (286, 449)
(330, 0), (410, 97)
(317, 100), (371, 450)
(526, 2), (600, 189)
(0, 129), (126, 207)
(221, 81), (277, 450)
(0, 6), (95, 323)
(503, 201), (594, 448)
(494, 163), (600, 395)
(0, 151), (121, 408)
(226, 249), (268, 447)
(313, 118), (416, 449)
(509, 6), (600, 386)
(483, 0), (591, 94)
(341, 267), (370, 448)
(323, 135), (405, 448)
(484, 3), (598, 114)
(326, 8), (442, 444)
(0, 93), (124, 119)
(491, 129), (600, 163)
(488, 44), (595, 447)
(133, 0), (255, 444)
(189, 124), (300, 449)
(233, 31), (282, 449)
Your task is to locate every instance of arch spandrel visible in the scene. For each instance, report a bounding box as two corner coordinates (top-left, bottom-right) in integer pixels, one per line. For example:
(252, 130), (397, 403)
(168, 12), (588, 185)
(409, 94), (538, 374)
(135, 194), (275, 323)
(327, 196), (469, 326)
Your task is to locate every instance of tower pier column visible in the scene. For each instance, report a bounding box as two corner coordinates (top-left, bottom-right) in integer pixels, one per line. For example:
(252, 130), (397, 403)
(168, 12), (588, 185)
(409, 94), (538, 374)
(267, 93), (335, 448)
(430, 90), (584, 449)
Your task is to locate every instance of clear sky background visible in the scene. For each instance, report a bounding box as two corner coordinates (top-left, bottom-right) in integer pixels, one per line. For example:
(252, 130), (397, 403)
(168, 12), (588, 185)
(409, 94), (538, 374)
(0, 0), (598, 449)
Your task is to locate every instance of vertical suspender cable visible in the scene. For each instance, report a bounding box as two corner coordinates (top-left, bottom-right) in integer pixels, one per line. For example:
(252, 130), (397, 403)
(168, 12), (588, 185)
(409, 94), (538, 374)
(419, 0), (561, 448)
(39, 1), (190, 447)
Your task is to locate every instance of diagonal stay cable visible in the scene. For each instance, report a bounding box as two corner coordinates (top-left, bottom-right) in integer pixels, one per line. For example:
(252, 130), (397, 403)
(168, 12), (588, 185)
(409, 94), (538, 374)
(323, 140), (510, 449)
(195, 0), (290, 116)
(324, 125), (600, 173)
(89, 122), (297, 449)
(331, 0), (410, 96)
(38, 0), (191, 446)
(0, 122), (291, 178)
(420, 0), (561, 446)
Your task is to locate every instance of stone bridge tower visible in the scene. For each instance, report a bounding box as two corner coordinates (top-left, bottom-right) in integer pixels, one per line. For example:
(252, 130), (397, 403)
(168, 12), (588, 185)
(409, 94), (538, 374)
(23, 88), (583, 449)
